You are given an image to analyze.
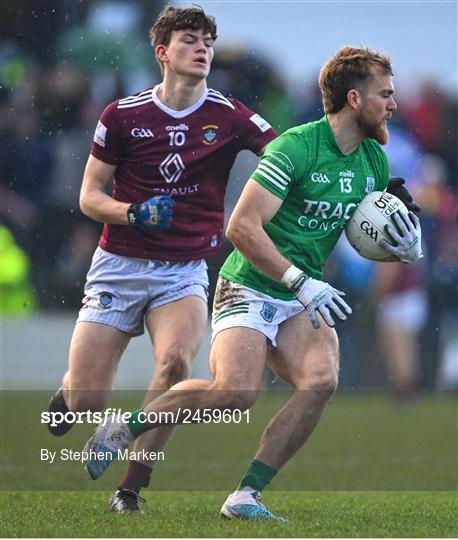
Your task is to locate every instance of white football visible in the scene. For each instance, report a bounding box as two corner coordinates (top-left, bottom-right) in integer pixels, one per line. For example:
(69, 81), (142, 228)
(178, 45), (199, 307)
(345, 191), (407, 261)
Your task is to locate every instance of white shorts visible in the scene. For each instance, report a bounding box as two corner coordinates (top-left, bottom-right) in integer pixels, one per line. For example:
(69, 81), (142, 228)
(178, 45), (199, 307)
(211, 277), (304, 347)
(378, 289), (427, 332)
(77, 247), (209, 335)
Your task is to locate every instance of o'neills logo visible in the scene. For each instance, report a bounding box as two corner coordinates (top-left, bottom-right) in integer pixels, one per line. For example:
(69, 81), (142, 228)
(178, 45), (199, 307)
(373, 192), (402, 217)
(339, 170), (355, 178)
(166, 124), (189, 131)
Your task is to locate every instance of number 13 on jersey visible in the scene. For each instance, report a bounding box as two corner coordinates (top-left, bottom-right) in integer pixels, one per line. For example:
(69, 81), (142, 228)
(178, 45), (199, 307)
(339, 177), (352, 193)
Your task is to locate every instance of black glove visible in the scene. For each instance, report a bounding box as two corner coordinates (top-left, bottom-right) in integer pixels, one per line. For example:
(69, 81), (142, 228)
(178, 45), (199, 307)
(386, 177), (421, 213)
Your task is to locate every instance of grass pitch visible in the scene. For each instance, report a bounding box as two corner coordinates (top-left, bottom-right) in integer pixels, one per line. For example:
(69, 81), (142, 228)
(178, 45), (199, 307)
(1, 391), (457, 537)
(1, 490), (457, 537)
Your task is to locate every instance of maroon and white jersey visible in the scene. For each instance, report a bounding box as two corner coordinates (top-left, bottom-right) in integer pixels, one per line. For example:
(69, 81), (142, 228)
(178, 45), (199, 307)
(91, 85), (277, 261)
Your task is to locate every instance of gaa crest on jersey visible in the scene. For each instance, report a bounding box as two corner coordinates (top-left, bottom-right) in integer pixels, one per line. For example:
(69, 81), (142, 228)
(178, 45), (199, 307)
(202, 125), (219, 145)
(98, 292), (113, 309)
(260, 302), (277, 322)
(365, 177), (376, 193)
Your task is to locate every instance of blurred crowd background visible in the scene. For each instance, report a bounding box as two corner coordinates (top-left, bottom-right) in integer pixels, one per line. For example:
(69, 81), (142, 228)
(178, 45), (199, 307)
(1, 0), (457, 397)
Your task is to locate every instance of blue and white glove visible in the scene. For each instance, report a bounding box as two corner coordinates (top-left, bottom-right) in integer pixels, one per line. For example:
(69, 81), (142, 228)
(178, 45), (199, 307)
(281, 266), (352, 329)
(379, 210), (423, 263)
(127, 195), (175, 230)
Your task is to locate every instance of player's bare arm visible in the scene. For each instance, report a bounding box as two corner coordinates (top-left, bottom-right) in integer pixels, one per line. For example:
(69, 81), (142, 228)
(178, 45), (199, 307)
(226, 179), (291, 282)
(80, 155), (175, 229)
(79, 155), (129, 224)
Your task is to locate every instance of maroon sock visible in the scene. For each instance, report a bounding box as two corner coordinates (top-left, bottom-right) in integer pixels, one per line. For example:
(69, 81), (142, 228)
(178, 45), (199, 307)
(118, 461), (153, 493)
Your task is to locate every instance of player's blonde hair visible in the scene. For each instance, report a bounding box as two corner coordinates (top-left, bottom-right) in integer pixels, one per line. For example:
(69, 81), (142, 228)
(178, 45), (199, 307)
(319, 46), (393, 114)
(149, 5), (217, 71)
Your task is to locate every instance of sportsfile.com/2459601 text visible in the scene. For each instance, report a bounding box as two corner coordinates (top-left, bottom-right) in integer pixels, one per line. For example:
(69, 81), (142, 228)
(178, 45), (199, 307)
(41, 407), (250, 428)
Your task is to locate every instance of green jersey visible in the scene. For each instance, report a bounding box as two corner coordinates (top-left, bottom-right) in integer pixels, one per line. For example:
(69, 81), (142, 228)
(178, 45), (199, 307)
(220, 116), (390, 300)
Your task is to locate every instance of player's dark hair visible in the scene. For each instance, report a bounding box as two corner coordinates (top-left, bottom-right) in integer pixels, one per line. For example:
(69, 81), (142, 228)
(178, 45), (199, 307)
(149, 5), (217, 70)
(319, 46), (393, 114)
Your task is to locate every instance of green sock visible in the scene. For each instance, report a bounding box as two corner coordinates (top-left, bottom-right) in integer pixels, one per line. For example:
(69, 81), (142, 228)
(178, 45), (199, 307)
(127, 407), (149, 438)
(237, 459), (277, 493)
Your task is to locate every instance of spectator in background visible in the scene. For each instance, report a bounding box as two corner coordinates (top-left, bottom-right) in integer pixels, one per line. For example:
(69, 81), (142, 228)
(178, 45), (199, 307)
(53, 219), (100, 308)
(436, 95), (458, 189)
(294, 78), (324, 124)
(209, 45), (294, 133)
(1, 109), (54, 249)
(415, 154), (458, 388)
(0, 47), (97, 309)
(375, 123), (427, 402)
(57, 0), (157, 102)
(0, 100), (56, 306)
(432, 233), (458, 390)
(375, 260), (427, 403)
(415, 154), (456, 261)
(0, 225), (36, 317)
(326, 237), (377, 389)
(402, 80), (444, 153)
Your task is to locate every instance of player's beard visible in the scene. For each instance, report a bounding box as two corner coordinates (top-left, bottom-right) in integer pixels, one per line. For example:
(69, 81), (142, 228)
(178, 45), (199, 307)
(356, 109), (389, 145)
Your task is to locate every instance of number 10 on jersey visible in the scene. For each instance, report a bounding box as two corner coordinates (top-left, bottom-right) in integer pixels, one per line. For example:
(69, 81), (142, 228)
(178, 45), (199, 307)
(169, 131), (186, 146)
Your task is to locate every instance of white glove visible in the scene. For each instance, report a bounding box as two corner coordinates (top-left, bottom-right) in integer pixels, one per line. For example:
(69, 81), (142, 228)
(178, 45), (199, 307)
(281, 266), (352, 329)
(379, 211), (423, 263)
